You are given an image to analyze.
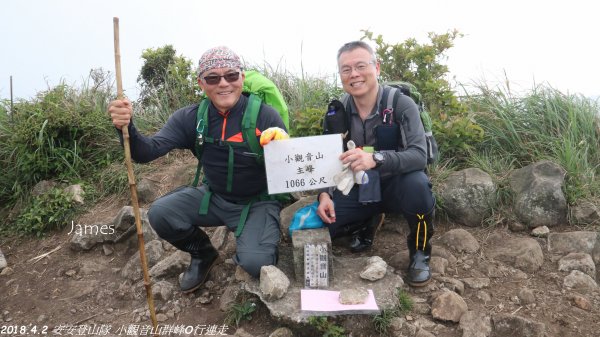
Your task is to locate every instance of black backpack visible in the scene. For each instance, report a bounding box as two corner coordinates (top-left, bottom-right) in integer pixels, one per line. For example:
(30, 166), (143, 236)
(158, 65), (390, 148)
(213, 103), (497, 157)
(324, 84), (438, 164)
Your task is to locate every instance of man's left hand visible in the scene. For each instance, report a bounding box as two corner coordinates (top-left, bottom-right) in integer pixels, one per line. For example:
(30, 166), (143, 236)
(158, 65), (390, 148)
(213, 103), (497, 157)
(340, 147), (376, 172)
(259, 127), (289, 146)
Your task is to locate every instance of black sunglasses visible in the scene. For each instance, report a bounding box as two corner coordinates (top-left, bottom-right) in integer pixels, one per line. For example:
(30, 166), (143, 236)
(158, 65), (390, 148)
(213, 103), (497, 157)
(202, 72), (240, 85)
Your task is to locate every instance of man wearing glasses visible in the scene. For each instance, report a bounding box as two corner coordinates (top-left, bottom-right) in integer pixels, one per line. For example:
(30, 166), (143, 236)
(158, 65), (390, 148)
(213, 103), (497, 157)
(316, 41), (436, 287)
(109, 46), (287, 293)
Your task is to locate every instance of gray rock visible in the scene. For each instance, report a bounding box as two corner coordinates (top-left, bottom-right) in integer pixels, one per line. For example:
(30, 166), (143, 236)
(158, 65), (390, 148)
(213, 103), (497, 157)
(0, 248), (7, 271)
(563, 270), (598, 293)
(234, 265), (254, 283)
(569, 294), (592, 311)
(491, 314), (545, 337)
(558, 252), (596, 278)
(438, 228), (480, 254)
(388, 249), (410, 271)
(484, 262), (528, 280)
(149, 250), (190, 279)
(69, 230), (104, 251)
(548, 231), (598, 256)
(415, 328), (436, 337)
(102, 244), (114, 256)
(360, 256), (387, 281)
(430, 256), (449, 275)
(152, 280), (175, 301)
(269, 327), (294, 337)
(156, 313), (168, 322)
(436, 276), (465, 295)
(210, 226), (229, 251)
(508, 160), (567, 227)
(121, 240), (165, 281)
(439, 168), (496, 227)
(31, 180), (57, 196)
(0, 267), (14, 276)
(137, 178), (160, 203)
(338, 287), (369, 304)
(487, 233), (543, 272)
(517, 288), (535, 305)
(63, 184), (84, 204)
(432, 246), (457, 266)
(530, 226), (549, 238)
(462, 277), (490, 289)
(460, 310), (492, 337)
(508, 221), (528, 232)
(234, 328), (255, 337)
(260, 265), (290, 301)
(220, 284), (241, 312)
(570, 201), (600, 225)
(431, 291), (468, 322)
(390, 317), (417, 337)
(475, 290), (491, 304)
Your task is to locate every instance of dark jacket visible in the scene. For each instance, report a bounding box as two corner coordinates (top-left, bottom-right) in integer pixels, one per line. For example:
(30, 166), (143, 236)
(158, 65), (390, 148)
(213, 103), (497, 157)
(345, 85), (427, 177)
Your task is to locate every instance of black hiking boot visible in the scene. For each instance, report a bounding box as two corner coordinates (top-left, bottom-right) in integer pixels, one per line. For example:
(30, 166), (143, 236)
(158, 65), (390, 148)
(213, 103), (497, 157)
(349, 214), (385, 253)
(171, 228), (219, 293)
(406, 210), (434, 287)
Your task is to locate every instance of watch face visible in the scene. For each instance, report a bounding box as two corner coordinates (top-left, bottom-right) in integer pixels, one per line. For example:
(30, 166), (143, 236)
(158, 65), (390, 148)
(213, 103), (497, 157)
(374, 152), (384, 161)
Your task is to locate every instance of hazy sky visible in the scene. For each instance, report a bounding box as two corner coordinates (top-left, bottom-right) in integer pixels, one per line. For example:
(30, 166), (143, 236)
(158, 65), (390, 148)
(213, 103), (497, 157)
(1, 0), (598, 101)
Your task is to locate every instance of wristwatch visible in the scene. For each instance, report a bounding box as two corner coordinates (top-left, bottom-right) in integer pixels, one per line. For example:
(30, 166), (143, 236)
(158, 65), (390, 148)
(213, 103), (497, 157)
(373, 151), (385, 168)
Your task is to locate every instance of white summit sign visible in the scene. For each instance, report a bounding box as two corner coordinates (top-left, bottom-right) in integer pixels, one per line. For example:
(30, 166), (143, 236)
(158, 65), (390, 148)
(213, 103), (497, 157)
(264, 134), (344, 194)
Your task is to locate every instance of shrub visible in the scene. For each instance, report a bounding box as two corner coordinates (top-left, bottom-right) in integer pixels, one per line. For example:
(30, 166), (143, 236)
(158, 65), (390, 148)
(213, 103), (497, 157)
(0, 70), (121, 212)
(136, 45), (201, 131)
(14, 187), (76, 236)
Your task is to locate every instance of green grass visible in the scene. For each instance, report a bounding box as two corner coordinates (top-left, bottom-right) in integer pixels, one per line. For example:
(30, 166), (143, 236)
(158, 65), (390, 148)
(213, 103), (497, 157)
(307, 316), (347, 337)
(466, 84), (600, 204)
(224, 299), (257, 327)
(372, 288), (414, 335)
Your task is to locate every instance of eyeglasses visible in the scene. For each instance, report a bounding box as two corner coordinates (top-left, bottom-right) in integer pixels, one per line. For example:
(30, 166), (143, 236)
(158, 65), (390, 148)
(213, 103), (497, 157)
(202, 72), (240, 85)
(339, 61), (375, 76)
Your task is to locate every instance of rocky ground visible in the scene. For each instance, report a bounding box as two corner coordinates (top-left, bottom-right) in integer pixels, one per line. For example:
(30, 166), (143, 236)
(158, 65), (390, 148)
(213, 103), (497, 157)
(1, 152), (599, 337)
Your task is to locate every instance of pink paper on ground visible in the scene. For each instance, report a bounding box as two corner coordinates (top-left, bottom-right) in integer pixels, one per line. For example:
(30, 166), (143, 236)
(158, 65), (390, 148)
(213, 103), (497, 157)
(301, 289), (379, 312)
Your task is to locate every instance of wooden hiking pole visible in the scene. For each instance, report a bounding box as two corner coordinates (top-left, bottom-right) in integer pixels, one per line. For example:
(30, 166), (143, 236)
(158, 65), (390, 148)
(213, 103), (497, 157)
(113, 17), (159, 335)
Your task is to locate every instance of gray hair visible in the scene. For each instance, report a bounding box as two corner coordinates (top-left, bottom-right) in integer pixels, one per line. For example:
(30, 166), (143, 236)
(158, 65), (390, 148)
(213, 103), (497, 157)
(336, 41), (377, 64)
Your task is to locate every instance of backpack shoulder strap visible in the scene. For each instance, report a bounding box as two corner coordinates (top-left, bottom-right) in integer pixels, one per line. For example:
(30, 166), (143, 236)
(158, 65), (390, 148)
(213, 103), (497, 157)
(242, 93), (263, 163)
(192, 99), (212, 186)
(340, 93), (353, 146)
(380, 86), (408, 149)
(341, 93), (351, 109)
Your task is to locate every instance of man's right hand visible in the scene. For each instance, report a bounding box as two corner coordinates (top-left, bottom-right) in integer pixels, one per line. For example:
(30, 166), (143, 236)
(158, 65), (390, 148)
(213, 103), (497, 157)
(317, 192), (336, 224)
(108, 99), (132, 129)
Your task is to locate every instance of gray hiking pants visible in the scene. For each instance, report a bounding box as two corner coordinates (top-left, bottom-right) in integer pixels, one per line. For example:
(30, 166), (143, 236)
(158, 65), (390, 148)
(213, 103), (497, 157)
(147, 185), (281, 278)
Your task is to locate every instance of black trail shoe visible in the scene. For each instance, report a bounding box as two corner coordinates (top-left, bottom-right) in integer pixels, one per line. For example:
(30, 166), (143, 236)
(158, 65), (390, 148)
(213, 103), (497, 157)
(349, 214), (385, 253)
(180, 249), (218, 293)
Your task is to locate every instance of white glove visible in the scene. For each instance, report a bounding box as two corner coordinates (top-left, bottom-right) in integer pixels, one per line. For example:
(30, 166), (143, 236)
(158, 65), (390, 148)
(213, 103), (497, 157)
(333, 141), (369, 195)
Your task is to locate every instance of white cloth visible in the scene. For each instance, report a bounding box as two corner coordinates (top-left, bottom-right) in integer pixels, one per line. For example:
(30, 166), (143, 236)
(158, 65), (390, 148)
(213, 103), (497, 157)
(333, 141), (369, 195)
